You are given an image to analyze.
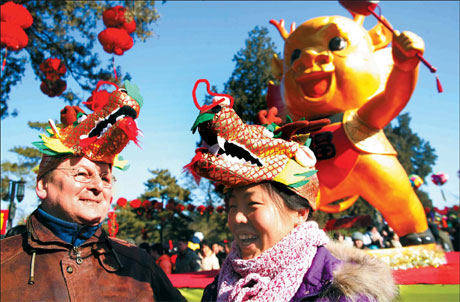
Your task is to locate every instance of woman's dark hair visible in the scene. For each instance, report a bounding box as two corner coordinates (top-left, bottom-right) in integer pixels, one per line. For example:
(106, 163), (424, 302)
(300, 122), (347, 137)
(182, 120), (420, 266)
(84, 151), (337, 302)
(200, 240), (211, 249)
(261, 181), (313, 220)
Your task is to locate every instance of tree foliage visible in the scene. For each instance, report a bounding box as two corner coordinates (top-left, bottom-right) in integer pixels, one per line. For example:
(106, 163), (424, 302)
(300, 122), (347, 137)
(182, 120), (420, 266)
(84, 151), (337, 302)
(114, 169), (193, 244)
(223, 26), (279, 124)
(1, 0), (160, 118)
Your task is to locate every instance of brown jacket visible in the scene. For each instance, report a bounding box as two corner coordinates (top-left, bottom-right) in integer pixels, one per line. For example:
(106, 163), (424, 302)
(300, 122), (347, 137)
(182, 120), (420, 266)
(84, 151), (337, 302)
(1, 212), (185, 302)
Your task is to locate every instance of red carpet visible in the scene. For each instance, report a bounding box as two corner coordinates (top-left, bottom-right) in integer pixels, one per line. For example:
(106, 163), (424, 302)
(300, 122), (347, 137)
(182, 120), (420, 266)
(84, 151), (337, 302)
(168, 252), (459, 288)
(393, 252), (459, 285)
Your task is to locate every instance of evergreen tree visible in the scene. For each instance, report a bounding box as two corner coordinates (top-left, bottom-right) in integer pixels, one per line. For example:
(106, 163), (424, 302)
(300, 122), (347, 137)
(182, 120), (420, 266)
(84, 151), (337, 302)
(1, 0), (160, 118)
(223, 26), (279, 124)
(114, 169), (193, 244)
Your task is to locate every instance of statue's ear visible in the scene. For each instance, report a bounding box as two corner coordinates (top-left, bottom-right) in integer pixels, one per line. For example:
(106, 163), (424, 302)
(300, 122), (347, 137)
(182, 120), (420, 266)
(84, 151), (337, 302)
(368, 16), (393, 51)
(271, 53), (283, 80)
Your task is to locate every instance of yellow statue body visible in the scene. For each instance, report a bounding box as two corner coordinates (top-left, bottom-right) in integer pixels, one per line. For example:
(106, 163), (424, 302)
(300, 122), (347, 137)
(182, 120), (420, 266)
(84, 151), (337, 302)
(270, 12), (433, 242)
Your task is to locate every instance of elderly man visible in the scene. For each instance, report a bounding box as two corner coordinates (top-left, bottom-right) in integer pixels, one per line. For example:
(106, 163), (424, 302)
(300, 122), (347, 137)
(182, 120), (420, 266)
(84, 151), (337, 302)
(1, 82), (184, 301)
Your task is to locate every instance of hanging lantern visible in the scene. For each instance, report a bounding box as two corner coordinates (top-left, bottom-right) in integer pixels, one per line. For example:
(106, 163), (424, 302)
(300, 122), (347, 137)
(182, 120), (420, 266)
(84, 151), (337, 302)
(216, 205), (225, 214)
(197, 205), (206, 215)
(431, 172), (448, 186)
(40, 58), (66, 82)
(187, 204), (196, 212)
(175, 204), (185, 213)
(102, 5), (136, 34)
(165, 201), (176, 211)
(98, 27), (133, 56)
(0, 21), (28, 51)
(0, 2), (32, 51)
(206, 205), (214, 214)
(40, 79), (67, 97)
(409, 174), (423, 189)
(116, 197), (127, 207)
(130, 198), (141, 209)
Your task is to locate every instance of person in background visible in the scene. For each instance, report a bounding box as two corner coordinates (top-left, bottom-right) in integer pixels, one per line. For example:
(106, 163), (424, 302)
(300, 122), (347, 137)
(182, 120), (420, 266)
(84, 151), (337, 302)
(352, 232), (368, 250)
(186, 99), (397, 301)
(212, 242), (227, 267)
(199, 240), (220, 271)
(333, 231), (344, 242)
(0, 85), (184, 302)
(174, 239), (200, 273)
(365, 226), (384, 249)
(151, 243), (172, 274)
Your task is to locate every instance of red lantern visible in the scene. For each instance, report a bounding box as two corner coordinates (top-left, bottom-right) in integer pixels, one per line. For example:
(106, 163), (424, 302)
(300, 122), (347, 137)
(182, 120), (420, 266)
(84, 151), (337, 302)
(175, 204), (185, 213)
(98, 27), (133, 56)
(197, 205), (206, 215)
(206, 205), (214, 214)
(40, 58), (66, 82)
(102, 5), (136, 34)
(1, 2), (33, 28)
(153, 201), (163, 210)
(142, 200), (152, 209)
(165, 201), (175, 211)
(116, 197), (127, 207)
(187, 204), (196, 212)
(431, 172), (448, 186)
(130, 199), (141, 209)
(216, 205), (225, 214)
(0, 21), (28, 51)
(40, 79), (67, 97)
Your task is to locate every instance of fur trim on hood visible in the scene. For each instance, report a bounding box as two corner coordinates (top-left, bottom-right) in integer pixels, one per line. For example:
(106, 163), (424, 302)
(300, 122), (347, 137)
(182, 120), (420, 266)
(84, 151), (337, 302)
(324, 241), (399, 302)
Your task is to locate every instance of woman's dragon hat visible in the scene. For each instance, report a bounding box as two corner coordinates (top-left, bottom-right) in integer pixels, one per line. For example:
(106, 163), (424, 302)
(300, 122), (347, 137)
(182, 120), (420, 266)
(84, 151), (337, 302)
(33, 80), (143, 179)
(184, 79), (329, 210)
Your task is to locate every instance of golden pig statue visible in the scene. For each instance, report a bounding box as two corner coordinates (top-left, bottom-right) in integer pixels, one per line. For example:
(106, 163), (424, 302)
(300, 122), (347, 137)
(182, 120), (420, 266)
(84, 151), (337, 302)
(268, 8), (434, 245)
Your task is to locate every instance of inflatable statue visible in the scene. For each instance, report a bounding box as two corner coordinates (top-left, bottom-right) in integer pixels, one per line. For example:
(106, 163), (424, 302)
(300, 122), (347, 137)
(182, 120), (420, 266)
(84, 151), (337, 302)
(267, 2), (435, 244)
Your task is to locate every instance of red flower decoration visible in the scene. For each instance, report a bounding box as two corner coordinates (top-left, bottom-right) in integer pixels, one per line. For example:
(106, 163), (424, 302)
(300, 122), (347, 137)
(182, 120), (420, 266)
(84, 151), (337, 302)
(116, 197), (127, 207)
(187, 204), (196, 212)
(130, 198), (141, 209)
(83, 89), (111, 112)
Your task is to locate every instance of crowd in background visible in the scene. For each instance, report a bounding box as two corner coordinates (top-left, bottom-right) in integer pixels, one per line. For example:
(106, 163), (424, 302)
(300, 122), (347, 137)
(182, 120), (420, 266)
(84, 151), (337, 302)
(334, 211), (459, 252)
(138, 232), (230, 275)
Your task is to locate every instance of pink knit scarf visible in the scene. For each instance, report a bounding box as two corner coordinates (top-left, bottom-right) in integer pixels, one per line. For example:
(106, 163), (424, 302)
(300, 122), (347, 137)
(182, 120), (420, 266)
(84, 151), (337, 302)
(216, 221), (329, 302)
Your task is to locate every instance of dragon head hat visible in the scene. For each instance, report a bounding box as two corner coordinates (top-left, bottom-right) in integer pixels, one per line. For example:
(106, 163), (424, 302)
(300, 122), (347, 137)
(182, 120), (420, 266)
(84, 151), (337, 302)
(34, 80), (143, 178)
(184, 79), (329, 209)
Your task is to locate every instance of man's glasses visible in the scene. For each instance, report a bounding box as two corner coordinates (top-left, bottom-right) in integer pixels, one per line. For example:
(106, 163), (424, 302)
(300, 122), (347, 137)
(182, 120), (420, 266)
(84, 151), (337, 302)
(53, 168), (116, 188)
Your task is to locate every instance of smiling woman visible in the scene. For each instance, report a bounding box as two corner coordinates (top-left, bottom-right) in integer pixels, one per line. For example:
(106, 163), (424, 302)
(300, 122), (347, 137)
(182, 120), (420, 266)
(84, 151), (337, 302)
(186, 80), (398, 302)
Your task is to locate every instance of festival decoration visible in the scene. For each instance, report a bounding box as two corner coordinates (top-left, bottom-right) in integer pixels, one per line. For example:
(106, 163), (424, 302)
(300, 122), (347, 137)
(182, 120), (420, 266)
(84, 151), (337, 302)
(267, 1), (434, 240)
(98, 5), (136, 56)
(116, 197), (127, 207)
(107, 211), (119, 237)
(39, 58), (67, 97)
(409, 174), (424, 189)
(339, 0), (442, 92)
(185, 79), (329, 209)
(187, 204), (196, 212)
(216, 205), (225, 214)
(130, 199), (141, 209)
(33, 80), (142, 167)
(196, 205), (206, 215)
(324, 215), (372, 231)
(431, 172), (448, 201)
(1, 1), (33, 70)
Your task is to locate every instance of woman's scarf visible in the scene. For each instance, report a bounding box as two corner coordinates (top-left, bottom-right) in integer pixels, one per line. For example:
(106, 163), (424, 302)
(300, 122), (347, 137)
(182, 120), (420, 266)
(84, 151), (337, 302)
(217, 221), (329, 302)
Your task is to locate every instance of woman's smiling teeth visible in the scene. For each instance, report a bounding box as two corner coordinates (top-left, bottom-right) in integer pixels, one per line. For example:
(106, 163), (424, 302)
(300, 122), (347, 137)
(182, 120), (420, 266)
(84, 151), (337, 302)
(239, 234), (257, 245)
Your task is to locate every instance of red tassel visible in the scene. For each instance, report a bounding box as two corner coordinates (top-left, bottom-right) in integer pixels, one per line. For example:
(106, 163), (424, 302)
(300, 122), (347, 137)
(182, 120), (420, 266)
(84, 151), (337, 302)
(183, 148), (206, 184)
(436, 75), (443, 93)
(1, 48), (7, 71)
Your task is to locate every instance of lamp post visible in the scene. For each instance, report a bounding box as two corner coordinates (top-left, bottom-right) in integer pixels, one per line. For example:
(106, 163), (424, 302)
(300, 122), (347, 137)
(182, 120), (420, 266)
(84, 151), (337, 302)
(5, 180), (26, 230)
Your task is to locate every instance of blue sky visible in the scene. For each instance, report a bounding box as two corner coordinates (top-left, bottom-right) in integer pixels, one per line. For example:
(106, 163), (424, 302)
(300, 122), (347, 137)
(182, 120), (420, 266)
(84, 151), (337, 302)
(1, 1), (459, 223)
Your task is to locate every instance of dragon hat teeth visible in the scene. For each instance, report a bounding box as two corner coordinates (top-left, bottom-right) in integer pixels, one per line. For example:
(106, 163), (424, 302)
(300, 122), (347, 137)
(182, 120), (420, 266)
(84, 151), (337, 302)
(185, 79), (328, 209)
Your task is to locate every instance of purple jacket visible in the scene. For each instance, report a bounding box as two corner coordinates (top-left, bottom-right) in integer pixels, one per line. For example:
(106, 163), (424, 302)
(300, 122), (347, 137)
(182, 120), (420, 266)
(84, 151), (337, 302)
(202, 245), (384, 302)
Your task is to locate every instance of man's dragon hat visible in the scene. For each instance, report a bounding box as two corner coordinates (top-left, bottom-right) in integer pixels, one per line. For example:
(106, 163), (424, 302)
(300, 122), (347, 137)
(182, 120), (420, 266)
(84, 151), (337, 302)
(184, 79), (329, 210)
(33, 80), (143, 179)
